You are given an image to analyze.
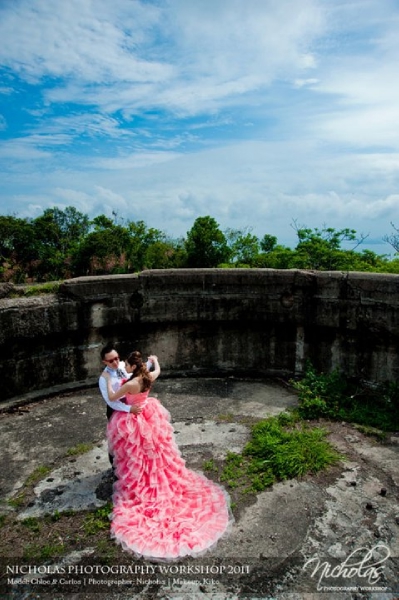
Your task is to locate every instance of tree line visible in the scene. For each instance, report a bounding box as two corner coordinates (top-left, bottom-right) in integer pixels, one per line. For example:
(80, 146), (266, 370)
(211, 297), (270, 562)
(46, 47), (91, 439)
(1, 207), (399, 283)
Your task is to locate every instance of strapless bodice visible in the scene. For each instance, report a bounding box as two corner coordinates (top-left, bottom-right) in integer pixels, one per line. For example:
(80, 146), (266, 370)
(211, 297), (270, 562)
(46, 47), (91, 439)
(124, 390), (149, 407)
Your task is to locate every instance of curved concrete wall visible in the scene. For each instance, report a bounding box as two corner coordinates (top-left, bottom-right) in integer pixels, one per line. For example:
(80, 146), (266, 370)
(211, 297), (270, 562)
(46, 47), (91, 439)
(2, 269), (399, 402)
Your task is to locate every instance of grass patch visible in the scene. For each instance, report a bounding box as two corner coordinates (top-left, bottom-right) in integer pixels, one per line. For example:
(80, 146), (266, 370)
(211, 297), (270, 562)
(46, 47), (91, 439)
(217, 413), (235, 423)
(12, 281), (61, 297)
(203, 459), (218, 472)
(352, 424), (386, 441)
(95, 538), (119, 561)
(217, 411), (340, 495)
(292, 362), (399, 431)
(0, 505), (123, 564)
(25, 465), (52, 486)
(83, 503), (112, 535)
(23, 541), (65, 561)
(244, 416), (340, 480)
(66, 442), (93, 456)
(7, 492), (26, 509)
(7, 466), (52, 510)
(21, 517), (41, 533)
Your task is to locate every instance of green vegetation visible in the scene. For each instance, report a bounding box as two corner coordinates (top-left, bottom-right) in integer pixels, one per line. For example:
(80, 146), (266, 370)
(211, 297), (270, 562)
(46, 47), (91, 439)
(83, 503), (112, 535)
(244, 416), (339, 480)
(7, 492), (26, 509)
(209, 363), (398, 495)
(21, 517), (41, 533)
(23, 541), (65, 561)
(66, 443), (93, 456)
(207, 412), (341, 495)
(1, 504), (119, 563)
(49, 508), (75, 520)
(25, 465), (52, 486)
(95, 538), (118, 561)
(292, 362), (399, 432)
(203, 458), (218, 472)
(185, 215), (230, 267)
(16, 282), (61, 297)
(6, 466), (51, 510)
(1, 207), (398, 284)
(205, 362), (399, 498)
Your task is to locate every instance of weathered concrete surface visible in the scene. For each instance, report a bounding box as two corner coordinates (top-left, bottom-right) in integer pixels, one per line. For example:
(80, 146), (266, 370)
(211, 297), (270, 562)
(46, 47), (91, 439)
(2, 269), (399, 401)
(0, 378), (398, 600)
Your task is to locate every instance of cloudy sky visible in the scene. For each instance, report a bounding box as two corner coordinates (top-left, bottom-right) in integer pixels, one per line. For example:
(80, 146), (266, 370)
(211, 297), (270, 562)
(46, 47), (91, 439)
(1, 0), (399, 255)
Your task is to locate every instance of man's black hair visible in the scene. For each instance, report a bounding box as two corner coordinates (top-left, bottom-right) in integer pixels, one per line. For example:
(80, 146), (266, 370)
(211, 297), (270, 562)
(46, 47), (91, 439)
(101, 342), (116, 360)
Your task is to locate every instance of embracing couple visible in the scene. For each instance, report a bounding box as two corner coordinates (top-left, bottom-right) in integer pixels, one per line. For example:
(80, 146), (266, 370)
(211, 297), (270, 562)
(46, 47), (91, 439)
(97, 342), (233, 562)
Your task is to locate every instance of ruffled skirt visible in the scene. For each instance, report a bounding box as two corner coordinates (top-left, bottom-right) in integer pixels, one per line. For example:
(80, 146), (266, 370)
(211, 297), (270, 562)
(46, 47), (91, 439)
(107, 397), (233, 560)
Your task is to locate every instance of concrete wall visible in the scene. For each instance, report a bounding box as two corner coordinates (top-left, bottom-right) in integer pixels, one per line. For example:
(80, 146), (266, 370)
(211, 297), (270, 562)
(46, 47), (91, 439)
(2, 269), (399, 402)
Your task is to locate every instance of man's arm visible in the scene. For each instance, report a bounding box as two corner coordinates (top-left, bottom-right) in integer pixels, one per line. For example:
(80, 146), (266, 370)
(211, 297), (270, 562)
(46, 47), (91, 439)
(98, 374), (130, 413)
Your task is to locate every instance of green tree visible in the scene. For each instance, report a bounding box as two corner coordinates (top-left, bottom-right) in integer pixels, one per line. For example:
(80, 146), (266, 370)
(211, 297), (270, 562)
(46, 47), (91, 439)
(0, 215), (39, 282)
(144, 239), (187, 269)
(291, 223), (365, 270)
(185, 216), (231, 267)
(126, 220), (166, 272)
(73, 215), (131, 275)
(33, 207), (90, 255)
(92, 214), (115, 230)
(256, 245), (295, 269)
(260, 234), (277, 253)
(32, 207), (90, 280)
(74, 228), (131, 275)
(225, 227), (260, 266)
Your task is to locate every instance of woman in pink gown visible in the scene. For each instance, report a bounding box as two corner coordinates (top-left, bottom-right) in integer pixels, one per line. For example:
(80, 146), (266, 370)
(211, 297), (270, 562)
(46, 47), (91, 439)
(102, 351), (233, 561)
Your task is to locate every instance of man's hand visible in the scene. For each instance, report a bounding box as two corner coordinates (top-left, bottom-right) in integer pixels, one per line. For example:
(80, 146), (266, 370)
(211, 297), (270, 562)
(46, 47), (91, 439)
(130, 405), (142, 414)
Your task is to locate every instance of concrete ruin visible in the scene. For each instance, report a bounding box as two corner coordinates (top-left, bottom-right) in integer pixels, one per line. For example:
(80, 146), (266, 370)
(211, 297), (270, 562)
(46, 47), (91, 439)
(2, 268), (399, 402)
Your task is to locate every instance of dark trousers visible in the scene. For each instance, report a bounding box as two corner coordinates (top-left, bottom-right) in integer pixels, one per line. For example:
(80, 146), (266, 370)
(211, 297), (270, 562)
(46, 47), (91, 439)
(106, 405), (115, 467)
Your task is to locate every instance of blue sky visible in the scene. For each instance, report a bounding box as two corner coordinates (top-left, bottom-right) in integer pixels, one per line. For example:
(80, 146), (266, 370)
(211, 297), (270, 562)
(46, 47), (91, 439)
(1, 0), (399, 255)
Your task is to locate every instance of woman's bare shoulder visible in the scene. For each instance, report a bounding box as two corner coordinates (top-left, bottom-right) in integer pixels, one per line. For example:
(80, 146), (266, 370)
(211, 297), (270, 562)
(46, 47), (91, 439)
(126, 377), (141, 392)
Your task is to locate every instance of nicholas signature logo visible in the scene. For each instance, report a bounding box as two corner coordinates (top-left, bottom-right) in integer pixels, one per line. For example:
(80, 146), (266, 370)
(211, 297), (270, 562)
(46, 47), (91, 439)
(303, 543), (390, 591)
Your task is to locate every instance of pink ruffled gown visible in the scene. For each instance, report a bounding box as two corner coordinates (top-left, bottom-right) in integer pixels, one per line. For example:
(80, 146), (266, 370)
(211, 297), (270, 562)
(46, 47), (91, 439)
(106, 389), (233, 560)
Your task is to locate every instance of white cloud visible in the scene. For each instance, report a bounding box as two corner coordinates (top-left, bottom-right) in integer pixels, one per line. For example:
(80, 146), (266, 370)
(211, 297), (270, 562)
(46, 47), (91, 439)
(0, 133), (72, 162)
(93, 150), (181, 170)
(294, 78), (319, 88)
(0, 0), (324, 116)
(0, 0), (166, 84)
(0, 140), (52, 160)
(93, 186), (129, 211)
(34, 113), (130, 139)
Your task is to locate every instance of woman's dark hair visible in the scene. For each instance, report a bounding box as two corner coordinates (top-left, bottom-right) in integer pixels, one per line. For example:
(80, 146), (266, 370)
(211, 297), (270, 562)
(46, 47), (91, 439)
(126, 351), (152, 391)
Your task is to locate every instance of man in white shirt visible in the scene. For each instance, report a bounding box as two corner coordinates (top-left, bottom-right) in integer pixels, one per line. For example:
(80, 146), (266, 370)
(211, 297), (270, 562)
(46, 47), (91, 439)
(99, 343), (141, 419)
(99, 343), (142, 467)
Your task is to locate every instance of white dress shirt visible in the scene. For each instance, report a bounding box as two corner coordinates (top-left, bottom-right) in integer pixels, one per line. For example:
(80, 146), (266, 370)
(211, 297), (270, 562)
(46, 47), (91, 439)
(98, 361), (130, 413)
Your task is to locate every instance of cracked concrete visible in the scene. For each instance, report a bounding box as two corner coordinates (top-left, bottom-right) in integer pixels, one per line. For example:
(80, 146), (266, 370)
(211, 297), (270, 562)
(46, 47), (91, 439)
(0, 377), (398, 600)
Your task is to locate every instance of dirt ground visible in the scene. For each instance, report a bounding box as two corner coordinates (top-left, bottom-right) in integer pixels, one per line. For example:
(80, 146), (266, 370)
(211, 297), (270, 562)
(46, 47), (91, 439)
(0, 377), (398, 600)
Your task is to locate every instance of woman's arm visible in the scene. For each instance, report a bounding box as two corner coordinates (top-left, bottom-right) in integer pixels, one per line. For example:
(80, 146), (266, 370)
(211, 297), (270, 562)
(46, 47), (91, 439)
(148, 355), (161, 382)
(102, 374), (138, 401)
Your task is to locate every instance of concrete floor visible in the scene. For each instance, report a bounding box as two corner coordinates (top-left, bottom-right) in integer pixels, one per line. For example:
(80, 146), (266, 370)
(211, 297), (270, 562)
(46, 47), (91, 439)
(0, 377), (398, 600)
